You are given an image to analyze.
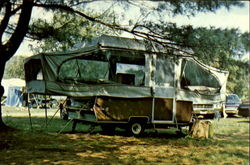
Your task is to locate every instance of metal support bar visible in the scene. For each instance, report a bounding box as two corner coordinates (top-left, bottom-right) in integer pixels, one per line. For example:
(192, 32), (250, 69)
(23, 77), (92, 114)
(172, 58), (177, 122)
(44, 95), (48, 128)
(58, 119), (73, 134)
(27, 93), (33, 130)
(47, 107), (60, 126)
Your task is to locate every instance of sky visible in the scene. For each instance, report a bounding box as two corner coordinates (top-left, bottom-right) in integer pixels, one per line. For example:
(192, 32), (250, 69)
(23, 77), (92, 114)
(171, 2), (249, 32)
(15, 1), (249, 57)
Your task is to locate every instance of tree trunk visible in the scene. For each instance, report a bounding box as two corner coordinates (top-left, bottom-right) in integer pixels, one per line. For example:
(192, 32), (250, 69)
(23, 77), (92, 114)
(0, 89), (7, 129)
(0, 0), (34, 131)
(0, 60), (7, 129)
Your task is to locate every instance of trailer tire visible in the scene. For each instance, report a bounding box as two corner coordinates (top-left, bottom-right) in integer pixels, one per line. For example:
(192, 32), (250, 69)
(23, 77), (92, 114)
(127, 121), (145, 137)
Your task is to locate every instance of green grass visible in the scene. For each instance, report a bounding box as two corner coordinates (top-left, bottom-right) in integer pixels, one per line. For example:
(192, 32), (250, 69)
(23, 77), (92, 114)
(3, 116), (94, 133)
(1, 112), (249, 165)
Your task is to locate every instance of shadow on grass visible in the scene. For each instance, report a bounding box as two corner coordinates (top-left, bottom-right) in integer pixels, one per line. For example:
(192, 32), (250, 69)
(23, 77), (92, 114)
(1, 116), (249, 165)
(3, 116), (187, 138)
(3, 116), (249, 147)
(3, 116), (248, 161)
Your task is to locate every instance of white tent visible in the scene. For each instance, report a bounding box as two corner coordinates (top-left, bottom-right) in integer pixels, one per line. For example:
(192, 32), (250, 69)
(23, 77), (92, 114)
(2, 79), (26, 107)
(2, 78), (26, 97)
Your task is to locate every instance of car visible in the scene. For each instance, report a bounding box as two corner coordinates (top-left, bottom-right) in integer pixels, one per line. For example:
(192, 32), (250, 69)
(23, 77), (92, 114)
(225, 94), (241, 116)
(193, 102), (223, 119)
(238, 101), (250, 117)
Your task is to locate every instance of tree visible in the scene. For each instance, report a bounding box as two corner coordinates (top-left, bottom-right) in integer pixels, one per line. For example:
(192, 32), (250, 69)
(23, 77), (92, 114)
(28, 11), (118, 53)
(0, 0), (248, 130)
(0, 0), (34, 129)
(3, 56), (25, 79)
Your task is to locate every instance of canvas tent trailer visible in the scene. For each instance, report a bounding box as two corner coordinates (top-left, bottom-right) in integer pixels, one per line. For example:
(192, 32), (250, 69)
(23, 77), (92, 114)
(24, 35), (228, 135)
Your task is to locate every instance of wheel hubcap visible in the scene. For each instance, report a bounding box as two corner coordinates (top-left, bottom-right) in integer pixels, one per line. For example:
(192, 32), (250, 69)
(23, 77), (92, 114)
(132, 123), (142, 135)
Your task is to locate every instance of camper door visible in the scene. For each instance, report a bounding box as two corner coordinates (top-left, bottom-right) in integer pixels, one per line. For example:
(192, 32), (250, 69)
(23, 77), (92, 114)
(150, 54), (176, 123)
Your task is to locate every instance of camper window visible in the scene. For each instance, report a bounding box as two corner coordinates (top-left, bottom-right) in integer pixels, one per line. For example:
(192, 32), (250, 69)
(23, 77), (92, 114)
(116, 63), (145, 86)
(181, 60), (220, 90)
(58, 59), (109, 83)
(24, 59), (42, 81)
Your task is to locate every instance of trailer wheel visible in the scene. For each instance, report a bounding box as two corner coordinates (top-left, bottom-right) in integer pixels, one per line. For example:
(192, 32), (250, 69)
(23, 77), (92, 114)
(128, 121), (145, 137)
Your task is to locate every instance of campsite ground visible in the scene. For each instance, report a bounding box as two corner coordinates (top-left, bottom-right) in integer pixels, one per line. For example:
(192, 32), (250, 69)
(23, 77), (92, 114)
(1, 106), (249, 165)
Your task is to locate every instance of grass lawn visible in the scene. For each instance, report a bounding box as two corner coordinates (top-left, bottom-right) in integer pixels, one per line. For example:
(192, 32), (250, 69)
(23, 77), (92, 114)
(0, 107), (249, 165)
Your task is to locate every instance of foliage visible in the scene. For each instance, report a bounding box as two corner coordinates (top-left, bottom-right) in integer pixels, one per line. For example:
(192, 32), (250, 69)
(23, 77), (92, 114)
(3, 56), (25, 79)
(28, 11), (118, 53)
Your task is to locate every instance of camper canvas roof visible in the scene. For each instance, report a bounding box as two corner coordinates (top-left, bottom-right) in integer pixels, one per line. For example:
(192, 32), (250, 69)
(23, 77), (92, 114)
(24, 35), (228, 104)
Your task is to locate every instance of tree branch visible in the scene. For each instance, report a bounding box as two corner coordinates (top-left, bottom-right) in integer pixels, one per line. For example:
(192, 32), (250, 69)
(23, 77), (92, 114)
(33, 2), (196, 56)
(10, 5), (22, 15)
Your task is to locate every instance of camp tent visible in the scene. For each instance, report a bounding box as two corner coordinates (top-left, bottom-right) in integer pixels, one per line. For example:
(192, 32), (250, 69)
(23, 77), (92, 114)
(2, 78), (26, 107)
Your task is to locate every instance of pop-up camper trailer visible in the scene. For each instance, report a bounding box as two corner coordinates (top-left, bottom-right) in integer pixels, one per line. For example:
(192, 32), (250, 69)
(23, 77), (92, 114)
(24, 35), (228, 135)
